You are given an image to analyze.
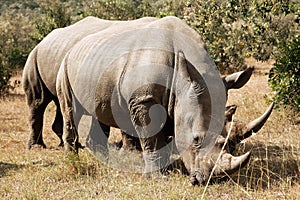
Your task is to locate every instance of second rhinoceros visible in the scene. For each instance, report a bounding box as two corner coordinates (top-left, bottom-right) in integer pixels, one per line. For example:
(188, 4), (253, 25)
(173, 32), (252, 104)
(22, 16), (159, 148)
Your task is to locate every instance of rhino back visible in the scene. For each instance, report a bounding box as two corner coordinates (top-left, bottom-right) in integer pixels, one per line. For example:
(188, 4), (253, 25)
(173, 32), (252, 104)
(34, 17), (114, 96)
(61, 16), (222, 125)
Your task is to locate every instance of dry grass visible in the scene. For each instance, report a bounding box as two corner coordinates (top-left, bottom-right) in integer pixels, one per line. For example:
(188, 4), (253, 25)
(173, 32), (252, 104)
(0, 62), (299, 199)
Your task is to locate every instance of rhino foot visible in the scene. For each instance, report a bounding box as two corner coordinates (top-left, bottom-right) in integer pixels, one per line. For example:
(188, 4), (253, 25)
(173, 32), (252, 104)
(28, 143), (47, 149)
(58, 140), (64, 147)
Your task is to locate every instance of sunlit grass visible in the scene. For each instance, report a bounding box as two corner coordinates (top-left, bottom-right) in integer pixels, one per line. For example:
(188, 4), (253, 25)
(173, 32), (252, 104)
(0, 65), (299, 199)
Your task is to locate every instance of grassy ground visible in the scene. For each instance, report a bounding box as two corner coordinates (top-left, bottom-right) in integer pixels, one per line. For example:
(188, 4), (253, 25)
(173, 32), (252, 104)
(0, 61), (299, 199)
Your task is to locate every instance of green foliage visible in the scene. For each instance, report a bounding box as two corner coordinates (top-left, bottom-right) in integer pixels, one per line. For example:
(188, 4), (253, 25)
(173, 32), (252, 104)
(183, 0), (250, 73)
(0, 13), (36, 93)
(32, 0), (72, 43)
(0, 63), (11, 94)
(183, 0), (299, 73)
(246, 0), (299, 61)
(268, 35), (300, 112)
(74, 0), (187, 21)
(0, 0), (299, 94)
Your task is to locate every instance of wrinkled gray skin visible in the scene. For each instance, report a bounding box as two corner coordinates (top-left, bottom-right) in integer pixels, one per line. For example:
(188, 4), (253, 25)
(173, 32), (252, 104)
(22, 16), (254, 150)
(22, 16), (159, 149)
(121, 102), (274, 155)
(119, 66), (256, 151)
(56, 16), (251, 185)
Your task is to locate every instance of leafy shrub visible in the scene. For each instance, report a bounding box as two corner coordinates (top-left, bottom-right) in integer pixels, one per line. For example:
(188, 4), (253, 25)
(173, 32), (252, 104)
(0, 13), (36, 94)
(268, 35), (300, 112)
(77, 0), (157, 20)
(183, 0), (298, 73)
(32, 0), (71, 43)
(183, 0), (250, 73)
(0, 63), (11, 94)
(0, 0), (299, 94)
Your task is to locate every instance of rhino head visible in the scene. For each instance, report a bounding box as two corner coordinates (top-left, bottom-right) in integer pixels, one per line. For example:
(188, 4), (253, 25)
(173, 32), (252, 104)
(172, 52), (251, 185)
(187, 103), (274, 185)
(188, 136), (251, 185)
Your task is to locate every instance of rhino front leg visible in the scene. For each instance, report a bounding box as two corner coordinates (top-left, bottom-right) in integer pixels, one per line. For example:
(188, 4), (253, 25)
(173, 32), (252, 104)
(140, 133), (170, 174)
(129, 98), (170, 174)
(121, 130), (142, 151)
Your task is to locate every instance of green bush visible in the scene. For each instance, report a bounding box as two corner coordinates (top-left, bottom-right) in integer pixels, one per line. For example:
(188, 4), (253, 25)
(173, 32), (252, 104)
(0, 13), (36, 94)
(0, 0), (299, 95)
(183, 0), (298, 73)
(0, 63), (12, 94)
(78, 0), (160, 20)
(268, 35), (300, 112)
(32, 0), (71, 43)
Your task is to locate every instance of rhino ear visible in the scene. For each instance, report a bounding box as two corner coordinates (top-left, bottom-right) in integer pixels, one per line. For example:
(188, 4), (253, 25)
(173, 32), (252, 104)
(176, 51), (192, 82)
(225, 105), (237, 122)
(223, 66), (254, 90)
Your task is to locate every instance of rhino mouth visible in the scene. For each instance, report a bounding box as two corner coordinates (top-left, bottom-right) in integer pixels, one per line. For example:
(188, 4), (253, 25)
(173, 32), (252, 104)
(190, 170), (208, 186)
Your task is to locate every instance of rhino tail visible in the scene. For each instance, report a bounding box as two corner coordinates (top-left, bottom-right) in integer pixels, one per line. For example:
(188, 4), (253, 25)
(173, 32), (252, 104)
(23, 47), (53, 106)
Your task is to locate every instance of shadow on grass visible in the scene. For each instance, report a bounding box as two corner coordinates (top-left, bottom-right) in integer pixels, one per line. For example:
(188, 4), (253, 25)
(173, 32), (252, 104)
(214, 141), (300, 189)
(0, 93), (25, 101)
(167, 141), (299, 189)
(0, 161), (25, 178)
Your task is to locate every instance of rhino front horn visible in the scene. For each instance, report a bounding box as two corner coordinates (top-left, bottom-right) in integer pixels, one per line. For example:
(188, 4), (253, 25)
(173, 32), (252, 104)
(241, 102), (274, 141)
(229, 151), (251, 171)
(215, 151), (251, 175)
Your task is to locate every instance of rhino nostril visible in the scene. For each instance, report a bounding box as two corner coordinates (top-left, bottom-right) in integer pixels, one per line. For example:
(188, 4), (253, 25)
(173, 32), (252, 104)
(190, 175), (199, 186)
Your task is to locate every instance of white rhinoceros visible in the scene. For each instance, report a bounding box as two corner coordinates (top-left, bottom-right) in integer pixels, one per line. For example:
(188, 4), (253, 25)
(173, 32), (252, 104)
(56, 16), (251, 185)
(22, 16), (254, 150)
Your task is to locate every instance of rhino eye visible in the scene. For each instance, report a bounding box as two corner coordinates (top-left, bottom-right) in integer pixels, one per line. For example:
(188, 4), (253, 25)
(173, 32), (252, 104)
(217, 140), (225, 148)
(192, 136), (202, 150)
(194, 136), (199, 143)
(215, 136), (225, 148)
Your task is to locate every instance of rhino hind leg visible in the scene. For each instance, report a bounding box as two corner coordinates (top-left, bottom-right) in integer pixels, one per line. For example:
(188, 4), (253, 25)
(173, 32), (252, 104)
(23, 49), (55, 149)
(52, 98), (64, 147)
(27, 96), (52, 149)
(86, 118), (110, 160)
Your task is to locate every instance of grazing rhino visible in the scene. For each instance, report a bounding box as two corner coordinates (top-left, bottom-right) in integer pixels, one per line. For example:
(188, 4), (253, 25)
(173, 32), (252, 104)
(22, 16), (254, 149)
(56, 16), (251, 185)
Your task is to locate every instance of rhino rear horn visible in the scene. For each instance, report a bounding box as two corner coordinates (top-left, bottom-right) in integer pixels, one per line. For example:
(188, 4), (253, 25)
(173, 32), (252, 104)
(223, 66), (254, 90)
(240, 102), (275, 141)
